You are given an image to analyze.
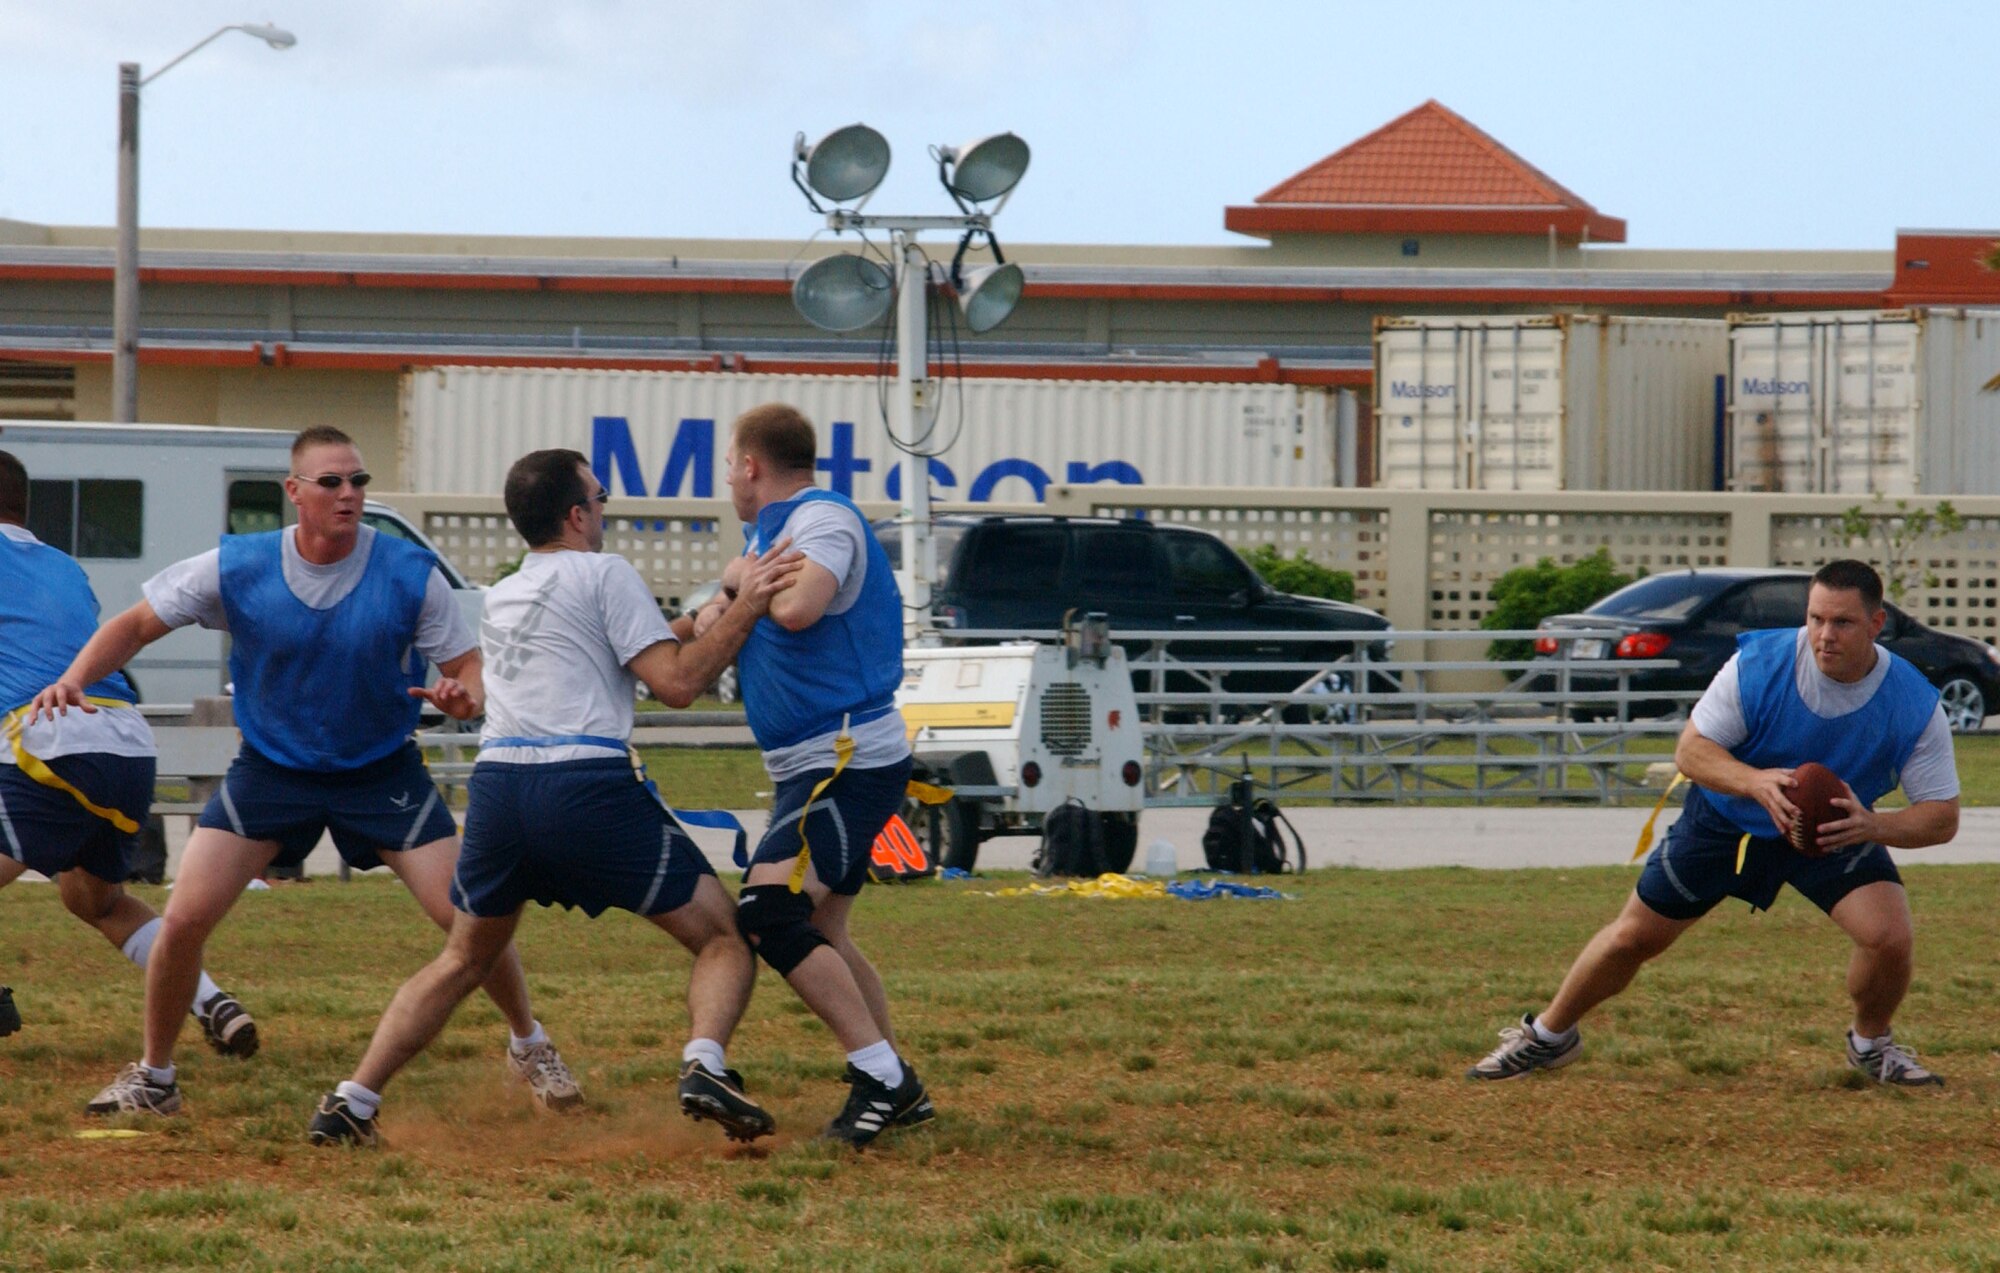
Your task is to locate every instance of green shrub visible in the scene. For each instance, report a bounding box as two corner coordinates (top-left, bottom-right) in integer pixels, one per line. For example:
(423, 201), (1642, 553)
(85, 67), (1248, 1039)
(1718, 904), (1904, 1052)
(1241, 544), (1355, 602)
(1480, 547), (1634, 662)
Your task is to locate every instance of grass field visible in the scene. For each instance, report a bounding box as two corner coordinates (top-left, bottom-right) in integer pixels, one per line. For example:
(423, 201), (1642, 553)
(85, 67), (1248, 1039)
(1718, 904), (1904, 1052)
(7, 862), (2000, 1271)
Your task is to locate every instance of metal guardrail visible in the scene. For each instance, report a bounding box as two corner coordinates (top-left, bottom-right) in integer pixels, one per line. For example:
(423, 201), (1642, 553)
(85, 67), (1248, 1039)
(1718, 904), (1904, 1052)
(939, 625), (1693, 807)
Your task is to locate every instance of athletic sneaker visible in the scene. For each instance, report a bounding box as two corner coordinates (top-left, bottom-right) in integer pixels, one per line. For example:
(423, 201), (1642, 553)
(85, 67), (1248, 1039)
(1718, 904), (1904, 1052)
(823, 1062), (932, 1148)
(195, 989), (259, 1059)
(307, 1092), (379, 1147)
(85, 1061), (183, 1115)
(1847, 1031), (1945, 1088)
(0, 986), (19, 1038)
(677, 1059), (775, 1142)
(507, 1039), (583, 1111)
(1466, 1013), (1582, 1081)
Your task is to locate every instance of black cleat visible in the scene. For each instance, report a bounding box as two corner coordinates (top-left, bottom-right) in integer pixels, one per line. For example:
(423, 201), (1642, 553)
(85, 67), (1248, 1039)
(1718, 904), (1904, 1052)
(307, 1092), (379, 1147)
(195, 989), (259, 1059)
(0, 986), (19, 1038)
(823, 1061), (932, 1148)
(678, 1060), (775, 1142)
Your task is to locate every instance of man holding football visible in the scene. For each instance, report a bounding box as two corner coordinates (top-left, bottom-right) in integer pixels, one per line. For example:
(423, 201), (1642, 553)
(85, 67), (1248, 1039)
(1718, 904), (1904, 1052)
(1469, 559), (1960, 1086)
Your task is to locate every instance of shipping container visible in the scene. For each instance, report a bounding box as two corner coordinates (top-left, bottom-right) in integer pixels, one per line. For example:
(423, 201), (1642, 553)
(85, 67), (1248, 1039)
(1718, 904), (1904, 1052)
(400, 368), (1357, 500)
(1727, 308), (2000, 495)
(1373, 315), (1726, 491)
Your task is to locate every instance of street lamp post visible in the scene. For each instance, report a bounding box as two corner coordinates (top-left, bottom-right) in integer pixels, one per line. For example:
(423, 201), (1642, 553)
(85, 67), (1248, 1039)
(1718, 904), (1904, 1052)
(111, 23), (296, 423)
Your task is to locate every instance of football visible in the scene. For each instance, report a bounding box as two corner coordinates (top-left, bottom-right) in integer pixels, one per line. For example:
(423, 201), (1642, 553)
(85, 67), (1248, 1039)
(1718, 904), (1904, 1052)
(1788, 762), (1849, 856)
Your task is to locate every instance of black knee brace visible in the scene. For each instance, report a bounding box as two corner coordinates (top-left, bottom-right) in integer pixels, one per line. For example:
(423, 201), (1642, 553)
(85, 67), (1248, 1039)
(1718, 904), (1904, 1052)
(736, 884), (829, 976)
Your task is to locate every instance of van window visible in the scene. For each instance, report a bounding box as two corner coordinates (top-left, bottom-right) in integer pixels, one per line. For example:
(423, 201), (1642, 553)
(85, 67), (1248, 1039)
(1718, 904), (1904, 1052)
(27, 478), (142, 559)
(227, 480), (286, 535)
(1165, 532), (1251, 601)
(961, 526), (1065, 596)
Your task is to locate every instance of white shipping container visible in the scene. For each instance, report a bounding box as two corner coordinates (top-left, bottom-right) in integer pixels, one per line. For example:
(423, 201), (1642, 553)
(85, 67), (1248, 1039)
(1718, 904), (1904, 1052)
(400, 368), (1338, 501)
(1373, 315), (1726, 491)
(1728, 309), (2000, 495)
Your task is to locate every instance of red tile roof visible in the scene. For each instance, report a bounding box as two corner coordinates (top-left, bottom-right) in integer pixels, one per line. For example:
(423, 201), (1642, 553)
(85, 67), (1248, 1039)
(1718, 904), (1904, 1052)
(1226, 101), (1625, 242)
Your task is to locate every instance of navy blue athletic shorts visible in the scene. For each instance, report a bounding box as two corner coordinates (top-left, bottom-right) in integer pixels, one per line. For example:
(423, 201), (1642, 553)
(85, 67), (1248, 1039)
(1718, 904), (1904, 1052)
(451, 757), (715, 919)
(0, 753), (153, 881)
(748, 756), (914, 896)
(198, 741), (457, 871)
(1637, 784), (1902, 920)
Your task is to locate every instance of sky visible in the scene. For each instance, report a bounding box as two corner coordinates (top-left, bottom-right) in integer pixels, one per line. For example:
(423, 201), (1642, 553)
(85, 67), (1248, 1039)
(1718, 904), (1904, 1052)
(2, 0), (1994, 253)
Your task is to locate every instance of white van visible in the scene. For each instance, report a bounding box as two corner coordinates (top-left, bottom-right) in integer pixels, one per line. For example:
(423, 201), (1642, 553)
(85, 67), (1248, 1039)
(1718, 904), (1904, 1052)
(0, 421), (482, 705)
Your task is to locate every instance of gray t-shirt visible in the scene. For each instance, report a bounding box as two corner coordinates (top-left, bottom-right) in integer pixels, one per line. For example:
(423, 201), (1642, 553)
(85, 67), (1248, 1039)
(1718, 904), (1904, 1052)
(1689, 627), (1959, 803)
(143, 524), (473, 664)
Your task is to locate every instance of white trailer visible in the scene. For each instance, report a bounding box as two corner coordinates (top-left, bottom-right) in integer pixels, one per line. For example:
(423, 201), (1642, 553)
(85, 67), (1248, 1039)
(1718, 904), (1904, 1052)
(1374, 315), (1726, 491)
(1727, 308), (2000, 494)
(400, 366), (1356, 502)
(0, 421), (479, 704)
(897, 630), (1146, 873)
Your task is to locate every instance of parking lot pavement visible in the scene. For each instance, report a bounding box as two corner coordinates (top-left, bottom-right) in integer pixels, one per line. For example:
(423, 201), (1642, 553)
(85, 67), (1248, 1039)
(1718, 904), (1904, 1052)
(665, 804), (2000, 875)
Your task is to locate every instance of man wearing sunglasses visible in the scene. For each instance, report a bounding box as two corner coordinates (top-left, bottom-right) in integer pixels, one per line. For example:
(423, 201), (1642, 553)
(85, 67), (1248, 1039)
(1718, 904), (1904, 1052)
(34, 427), (577, 1119)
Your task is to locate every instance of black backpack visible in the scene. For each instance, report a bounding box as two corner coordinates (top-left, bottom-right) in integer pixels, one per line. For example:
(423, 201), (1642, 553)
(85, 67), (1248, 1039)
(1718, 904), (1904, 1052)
(1034, 799), (1108, 878)
(1202, 794), (1306, 875)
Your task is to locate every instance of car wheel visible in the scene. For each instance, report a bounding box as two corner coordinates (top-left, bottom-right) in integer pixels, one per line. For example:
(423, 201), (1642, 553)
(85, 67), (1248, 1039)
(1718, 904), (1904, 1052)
(1097, 812), (1138, 873)
(906, 795), (980, 871)
(1937, 674), (1986, 732)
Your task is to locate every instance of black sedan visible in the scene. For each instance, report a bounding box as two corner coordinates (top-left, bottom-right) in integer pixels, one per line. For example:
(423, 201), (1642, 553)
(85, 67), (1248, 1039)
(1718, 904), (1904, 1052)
(1532, 568), (2000, 731)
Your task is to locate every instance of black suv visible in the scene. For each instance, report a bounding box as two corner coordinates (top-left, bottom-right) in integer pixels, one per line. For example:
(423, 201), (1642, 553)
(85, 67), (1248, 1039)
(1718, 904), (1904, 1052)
(879, 515), (1393, 710)
(1534, 568), (2000, 730)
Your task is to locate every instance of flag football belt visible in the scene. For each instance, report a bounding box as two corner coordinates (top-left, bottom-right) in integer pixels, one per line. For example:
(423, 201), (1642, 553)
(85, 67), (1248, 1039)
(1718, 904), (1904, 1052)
(1632, 771), (1753, 875)
(479, 729), (952, 889)
(780, 715), (952, 893)
(480, 733), (751, 867)
(2, 699), (143, 834)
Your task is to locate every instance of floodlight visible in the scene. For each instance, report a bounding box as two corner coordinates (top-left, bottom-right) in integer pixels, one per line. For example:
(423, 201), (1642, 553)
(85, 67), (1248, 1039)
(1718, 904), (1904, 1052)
(940, 133), (1030, 203)
(792, 253), (894, 331)
(956, 262), (1024, 333)
(795, 124), (891, 204)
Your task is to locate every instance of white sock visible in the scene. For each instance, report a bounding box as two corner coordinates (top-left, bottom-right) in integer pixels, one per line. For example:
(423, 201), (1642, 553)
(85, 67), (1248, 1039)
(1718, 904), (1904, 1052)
(335, 1080), (381, 1120)
(120, 917), (160, 966)
(682, 1038), (727, 1076)
(510, 1020), (548, 1052)
(847, 1040), (904, 1089)
(122, 918), (222, 1013)
(143, 1062), (176, 1087)
(1530, 1016), (1572, 1045)
(1849, 1029), (1880, 1054)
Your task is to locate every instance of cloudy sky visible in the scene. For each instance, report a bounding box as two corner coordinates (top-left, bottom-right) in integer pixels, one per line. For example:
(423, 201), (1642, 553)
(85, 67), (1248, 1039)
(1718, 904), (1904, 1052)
(2, 0), (1992, 251)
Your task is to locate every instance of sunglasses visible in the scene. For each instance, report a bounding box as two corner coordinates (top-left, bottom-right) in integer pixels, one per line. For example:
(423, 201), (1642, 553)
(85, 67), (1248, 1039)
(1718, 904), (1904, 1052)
(298, 471), (372, 490)
(576, 490), (610, 509)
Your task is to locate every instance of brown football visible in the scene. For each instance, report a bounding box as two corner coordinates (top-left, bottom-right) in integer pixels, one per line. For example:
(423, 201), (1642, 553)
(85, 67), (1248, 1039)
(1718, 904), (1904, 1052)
(1788, 762), (1848, 857)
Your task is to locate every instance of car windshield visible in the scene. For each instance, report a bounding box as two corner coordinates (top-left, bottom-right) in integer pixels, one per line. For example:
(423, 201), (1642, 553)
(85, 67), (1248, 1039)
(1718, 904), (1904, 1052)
(1586, 574), (1721, 622)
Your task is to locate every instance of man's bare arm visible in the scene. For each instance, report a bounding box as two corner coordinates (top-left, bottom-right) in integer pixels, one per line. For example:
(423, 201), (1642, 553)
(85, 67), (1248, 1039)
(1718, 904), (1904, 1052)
(28, 600), (172, 722)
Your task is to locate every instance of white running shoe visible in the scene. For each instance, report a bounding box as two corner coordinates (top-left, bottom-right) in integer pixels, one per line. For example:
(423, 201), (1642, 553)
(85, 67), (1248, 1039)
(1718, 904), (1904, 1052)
(86, 1061), (184, 1116)
(508, 1040), (583, 1111)
(1847, 1031), (1944, 1088)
